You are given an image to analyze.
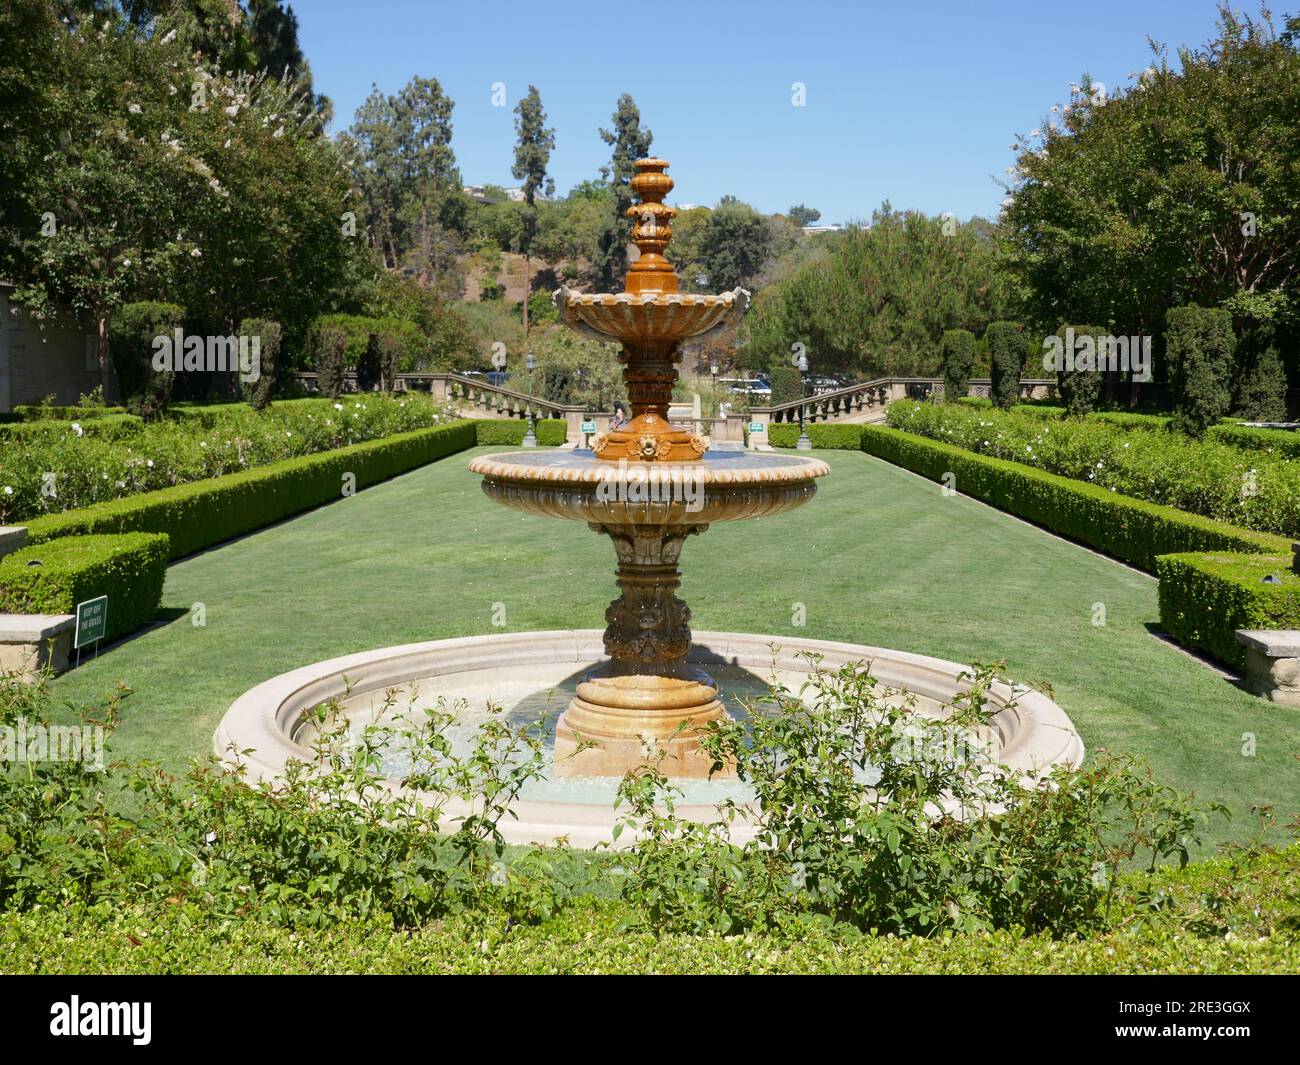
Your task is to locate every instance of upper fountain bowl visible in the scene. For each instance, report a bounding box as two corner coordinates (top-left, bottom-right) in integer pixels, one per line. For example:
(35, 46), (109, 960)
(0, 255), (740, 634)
(554, 287), (750, 345)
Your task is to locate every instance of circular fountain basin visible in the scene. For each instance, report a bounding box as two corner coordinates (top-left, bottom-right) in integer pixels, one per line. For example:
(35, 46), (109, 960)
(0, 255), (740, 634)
(215, 630), (1084, 849)
(555, 287), (749, 343)
(468, 449), (831, 525)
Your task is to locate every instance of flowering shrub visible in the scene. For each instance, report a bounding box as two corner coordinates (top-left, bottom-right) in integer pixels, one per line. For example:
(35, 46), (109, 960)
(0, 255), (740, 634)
(886, 400), (1300, 538)
(0, 396), (450, 523)
(612, 661), (1222, 936)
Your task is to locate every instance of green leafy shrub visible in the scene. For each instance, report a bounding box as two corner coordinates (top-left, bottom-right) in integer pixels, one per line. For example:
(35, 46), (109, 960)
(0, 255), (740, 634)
(238, 318), (279, 411)
(311, 324), (349, 398)
(0, 674), (565, 925)
(23, 422), (477, 559)
(940, 329), (976, 403)
(987, 321), (1025, 410)
(1155, 552), (1300, 670)
(474, 419), (567, 446)
(1055, 324), (1106, 417)
(883, 400), (1300, 539)
(1232, 322), (1289, 422)
(0, 395), (455, 524)
(9, 405), (125, 421)
(769, 362), (803, 406)
(528, 289), (559, 324)
(862, 421), (1288, 571)
(356, 332), (382, 393)
(0, 533), (168, 642)
(1209, 423), (1300, 460)
(108, 301), (184, 421)
(1167, 305), (1234, 437)
(613, 661), (1221, 936)
(0, 414), (144, 443)
(768, 423), (865, 449)
(311, 314), (428, 373)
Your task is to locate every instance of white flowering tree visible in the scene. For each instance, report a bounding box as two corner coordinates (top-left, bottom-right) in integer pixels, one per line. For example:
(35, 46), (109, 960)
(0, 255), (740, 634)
(173, 66), (353, 355)
(4, 14), (205, 393)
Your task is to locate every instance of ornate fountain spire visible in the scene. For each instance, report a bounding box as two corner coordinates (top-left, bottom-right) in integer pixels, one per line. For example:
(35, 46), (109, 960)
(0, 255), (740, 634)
(624, 159), (679, 296)
(552, 157), (750, 463)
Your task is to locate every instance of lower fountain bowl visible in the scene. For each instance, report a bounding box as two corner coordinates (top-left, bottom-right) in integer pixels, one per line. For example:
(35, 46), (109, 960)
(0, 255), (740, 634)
(215, 630), (1084, 849)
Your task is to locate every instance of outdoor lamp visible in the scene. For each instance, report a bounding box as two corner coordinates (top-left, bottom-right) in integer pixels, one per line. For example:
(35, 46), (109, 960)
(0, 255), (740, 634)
(523, 351), (538, 447)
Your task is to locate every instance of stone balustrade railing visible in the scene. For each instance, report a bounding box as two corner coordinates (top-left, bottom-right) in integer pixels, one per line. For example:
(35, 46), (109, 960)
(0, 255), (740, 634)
(288, 372), (1056, 443)
(750, 377), (1055, 427)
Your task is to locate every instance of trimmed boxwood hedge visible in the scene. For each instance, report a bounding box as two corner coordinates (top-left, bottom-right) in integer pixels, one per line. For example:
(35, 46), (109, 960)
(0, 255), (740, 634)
(474, 418), (567, 446)
(1155, 552), (1300, 670)
(0, 413), (144, 441)
(24, 421), (478, 559)
(859, 424), (1290, 572)
(768, 423), (866, 449)
(1210, 422), (1300, 460)
(0, 533), (169, 643)
(6, 404), (126, 421)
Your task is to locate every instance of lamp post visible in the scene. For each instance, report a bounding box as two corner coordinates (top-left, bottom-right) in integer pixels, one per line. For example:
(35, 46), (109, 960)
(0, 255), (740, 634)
(523, 350), (537, 447)
(795, 350), (811, 450)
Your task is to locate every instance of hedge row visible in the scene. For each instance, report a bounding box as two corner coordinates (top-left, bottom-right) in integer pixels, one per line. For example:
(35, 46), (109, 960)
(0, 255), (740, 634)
(1210, 422), (1300, 460)
(0, 533), (169, 644)
(24, 421), (478, 559)
(6, 844), (1298, 972)
(1155, 552), (1300, 670)
(858, 425), (1290, 572)
(0, 413), (144, 441)
(474, 418), (568, 447)
(2, 404), (126, 422)
(766, 423), (866, 449)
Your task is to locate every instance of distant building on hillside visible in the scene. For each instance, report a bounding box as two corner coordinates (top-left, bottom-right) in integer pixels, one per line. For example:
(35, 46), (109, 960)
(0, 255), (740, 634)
(0, 282), (112, 412)
(463, 185), (548, 204)
(801, 224), (843, 235)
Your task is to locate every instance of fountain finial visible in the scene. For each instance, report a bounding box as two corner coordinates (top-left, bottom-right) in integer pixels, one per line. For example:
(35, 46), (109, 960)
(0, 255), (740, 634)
(624, 158), (679, 296)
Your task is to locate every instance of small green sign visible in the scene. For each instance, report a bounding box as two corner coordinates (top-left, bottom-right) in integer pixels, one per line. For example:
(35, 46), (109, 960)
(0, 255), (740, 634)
(748, 421), (764, 434)
(75, 596), (108, 649)
(580, 420), (597, 434)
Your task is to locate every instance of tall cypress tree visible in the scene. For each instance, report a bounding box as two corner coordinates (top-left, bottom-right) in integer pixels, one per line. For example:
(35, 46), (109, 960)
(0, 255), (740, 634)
(595, 94), (652, 289)
(512, 85), (555, 333)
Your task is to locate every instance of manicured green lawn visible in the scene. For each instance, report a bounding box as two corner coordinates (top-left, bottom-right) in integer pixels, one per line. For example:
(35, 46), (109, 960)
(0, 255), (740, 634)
(49, 446), (1300, 848)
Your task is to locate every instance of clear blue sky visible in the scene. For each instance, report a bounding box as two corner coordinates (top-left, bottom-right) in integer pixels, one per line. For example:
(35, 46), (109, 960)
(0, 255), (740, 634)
(299, 0), (1240, 224)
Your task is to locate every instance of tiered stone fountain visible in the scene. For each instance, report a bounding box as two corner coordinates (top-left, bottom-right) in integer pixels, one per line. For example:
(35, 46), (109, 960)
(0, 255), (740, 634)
(469, 159), (829, 777)
(216, 158), (1084, 846)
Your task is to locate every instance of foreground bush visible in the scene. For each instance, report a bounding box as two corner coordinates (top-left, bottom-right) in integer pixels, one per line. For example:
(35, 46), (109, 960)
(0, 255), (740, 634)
(0, 675), (566, 926)
(5, 849), (1297, 973)
(612, 662), (1224, 936)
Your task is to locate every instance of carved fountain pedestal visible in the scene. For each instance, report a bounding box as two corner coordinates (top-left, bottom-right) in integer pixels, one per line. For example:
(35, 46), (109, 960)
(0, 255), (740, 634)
(471, 158), (829, 778)
(554, 522), (724, 777)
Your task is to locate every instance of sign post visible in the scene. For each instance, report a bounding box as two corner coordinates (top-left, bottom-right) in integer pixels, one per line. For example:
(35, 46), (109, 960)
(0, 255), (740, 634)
(74, 595), (108, 666)
(580, 419), (597, 448)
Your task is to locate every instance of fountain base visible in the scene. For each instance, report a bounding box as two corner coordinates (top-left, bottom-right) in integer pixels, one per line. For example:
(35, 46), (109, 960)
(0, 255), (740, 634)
(553, 672), (733, 778)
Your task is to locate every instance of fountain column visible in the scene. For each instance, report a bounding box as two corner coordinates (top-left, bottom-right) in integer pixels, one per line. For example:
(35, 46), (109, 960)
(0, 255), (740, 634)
(553, 522), (727, 777)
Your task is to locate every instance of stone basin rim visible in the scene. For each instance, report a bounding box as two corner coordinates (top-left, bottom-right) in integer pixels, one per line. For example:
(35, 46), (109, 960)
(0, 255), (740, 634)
(213, 629), (1085, 849)
(468, 451), (831, 485)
